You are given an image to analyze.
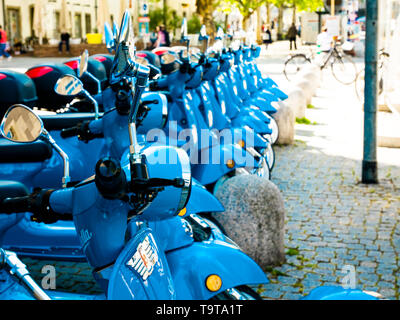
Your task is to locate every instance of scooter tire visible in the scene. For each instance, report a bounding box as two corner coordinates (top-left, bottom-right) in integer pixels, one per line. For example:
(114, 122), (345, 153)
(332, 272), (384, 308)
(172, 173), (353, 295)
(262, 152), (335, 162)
(210, 285), (263, 300)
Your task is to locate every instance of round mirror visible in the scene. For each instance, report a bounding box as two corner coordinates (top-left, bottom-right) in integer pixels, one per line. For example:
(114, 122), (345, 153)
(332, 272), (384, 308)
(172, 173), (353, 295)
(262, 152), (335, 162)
(161, 53), (176, 65)
(0, 105), (43, 143)
(136, 57), (149, 66)
(55, 75), (85, 97)
(78, 50), (89, 77)
(180, 49), (189, 59)
(105, 22), (115, 53)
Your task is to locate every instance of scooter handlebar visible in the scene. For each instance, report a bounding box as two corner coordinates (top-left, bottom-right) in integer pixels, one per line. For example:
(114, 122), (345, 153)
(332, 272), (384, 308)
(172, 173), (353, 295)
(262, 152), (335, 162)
(1, 196), (31, 214)
(61, 122), (104, 142)
(60, 126), (81, 139)
(1, 190), (72, 224)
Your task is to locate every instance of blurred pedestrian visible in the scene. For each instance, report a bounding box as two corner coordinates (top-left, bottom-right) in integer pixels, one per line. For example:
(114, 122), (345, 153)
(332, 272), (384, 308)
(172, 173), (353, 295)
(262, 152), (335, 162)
(155, 25), (166, 47)
(0, 26), (11, 60)
(161, 25), (171, 47)
(316, 26), (333, 66)
(287, 23), (298, 51)
(58, 30), (71, 54)
(262, 25), (272, 49)
(150, 28), (158, 49)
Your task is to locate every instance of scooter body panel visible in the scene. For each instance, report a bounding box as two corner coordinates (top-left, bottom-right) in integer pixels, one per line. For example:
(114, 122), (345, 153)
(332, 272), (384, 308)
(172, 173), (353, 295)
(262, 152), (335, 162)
(166, 239), (269, 300)
(108, 228), (176, 300)
(302, 286), (379, 301)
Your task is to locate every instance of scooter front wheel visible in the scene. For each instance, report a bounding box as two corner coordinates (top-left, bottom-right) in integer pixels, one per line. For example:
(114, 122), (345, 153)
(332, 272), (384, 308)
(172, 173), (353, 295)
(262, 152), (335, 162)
(211, 285), (263, 300)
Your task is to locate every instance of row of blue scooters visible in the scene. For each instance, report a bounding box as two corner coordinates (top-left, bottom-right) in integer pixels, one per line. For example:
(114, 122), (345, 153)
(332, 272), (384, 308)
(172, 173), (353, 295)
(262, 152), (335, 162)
(0, 12), (382, 300)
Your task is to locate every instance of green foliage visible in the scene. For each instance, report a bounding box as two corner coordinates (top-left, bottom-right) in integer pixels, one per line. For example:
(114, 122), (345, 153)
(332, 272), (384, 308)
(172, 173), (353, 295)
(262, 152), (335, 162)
(286, 247), (300, 256)
(149, 8), (164, 31)
(296, 117), (317, 125)
(270, 0), (324, 11)
(149, 6), (182, 31)
(188, 16), (202, 34)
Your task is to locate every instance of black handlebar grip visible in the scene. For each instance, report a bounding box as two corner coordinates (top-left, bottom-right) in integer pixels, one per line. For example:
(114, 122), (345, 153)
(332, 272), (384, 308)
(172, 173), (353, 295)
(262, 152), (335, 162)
(60, 126), (80, 139)
(1, 196), (31, 214)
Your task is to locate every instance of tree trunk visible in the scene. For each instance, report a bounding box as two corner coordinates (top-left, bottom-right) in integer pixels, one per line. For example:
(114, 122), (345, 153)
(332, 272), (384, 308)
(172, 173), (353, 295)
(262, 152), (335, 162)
(163, 0), (167, 26)
(292, 5), (297, 24)
(277, 6), (284, 40)
(256, 7), (262, 44)
(266, 3), (271, 25)
(196, 0), (215, 37)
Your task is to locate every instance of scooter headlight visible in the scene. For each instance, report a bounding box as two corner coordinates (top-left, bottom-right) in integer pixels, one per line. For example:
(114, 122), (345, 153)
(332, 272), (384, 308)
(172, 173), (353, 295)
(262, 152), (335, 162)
(138, 146), (192, 221)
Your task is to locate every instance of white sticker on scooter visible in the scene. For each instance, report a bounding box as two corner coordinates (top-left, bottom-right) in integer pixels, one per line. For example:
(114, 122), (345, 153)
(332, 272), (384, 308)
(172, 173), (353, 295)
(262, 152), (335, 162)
(127, 236), (159, 281)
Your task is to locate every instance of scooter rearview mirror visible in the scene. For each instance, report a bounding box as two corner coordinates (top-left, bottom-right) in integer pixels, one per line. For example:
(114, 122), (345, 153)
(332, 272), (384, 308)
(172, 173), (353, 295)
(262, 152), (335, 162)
(105, 22), (116, 53)
(199, 25), (208, 39)
(118, 10), (131, 46)
(78, 49), (89, 78)
(0, 105), (44, 143)
(0, 104), (71, 187)
(55, 75), (85, 97)
(181, 18), (188, 39)
(113, 21), (120, 43)
(216, 27), (225, 40)
(161, 53), (177, 65)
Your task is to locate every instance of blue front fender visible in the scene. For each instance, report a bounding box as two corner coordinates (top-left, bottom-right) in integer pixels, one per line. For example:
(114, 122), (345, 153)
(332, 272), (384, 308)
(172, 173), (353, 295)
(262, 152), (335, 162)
(166, 240), (269, 300)
(192, 144), (258, 186)
(302, 286), (380, 300)
(186, 179), (225, 215)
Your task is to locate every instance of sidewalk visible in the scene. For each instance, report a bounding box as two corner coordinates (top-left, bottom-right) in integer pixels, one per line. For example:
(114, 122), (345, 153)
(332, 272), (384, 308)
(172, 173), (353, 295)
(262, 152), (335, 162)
(258, 48), (400, 300)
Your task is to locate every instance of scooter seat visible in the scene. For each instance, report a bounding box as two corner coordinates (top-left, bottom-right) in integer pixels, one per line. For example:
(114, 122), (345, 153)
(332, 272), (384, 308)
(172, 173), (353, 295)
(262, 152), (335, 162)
(0, 138), (52, 163)
(40, 113), (100, 131)
(0, 181), (29, 202)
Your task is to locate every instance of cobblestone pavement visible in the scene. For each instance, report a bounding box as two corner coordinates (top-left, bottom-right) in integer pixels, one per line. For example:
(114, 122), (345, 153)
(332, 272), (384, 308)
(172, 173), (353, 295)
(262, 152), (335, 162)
(259, 60), (400, 300)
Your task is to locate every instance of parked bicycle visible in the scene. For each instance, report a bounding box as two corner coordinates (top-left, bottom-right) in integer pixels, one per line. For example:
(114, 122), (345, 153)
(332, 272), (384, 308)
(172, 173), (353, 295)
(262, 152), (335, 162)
(283, 41), (358, 85)
(355, 48), (390, 102)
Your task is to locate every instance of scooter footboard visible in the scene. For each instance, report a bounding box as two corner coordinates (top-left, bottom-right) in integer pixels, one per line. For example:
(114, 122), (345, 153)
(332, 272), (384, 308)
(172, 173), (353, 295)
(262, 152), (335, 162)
(166, 241), (269, 300)
(0, 269), (35, 300)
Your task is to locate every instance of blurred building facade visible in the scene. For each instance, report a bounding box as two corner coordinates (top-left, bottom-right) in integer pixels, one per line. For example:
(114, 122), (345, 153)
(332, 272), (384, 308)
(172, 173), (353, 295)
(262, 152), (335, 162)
(0, 0), (139, 46)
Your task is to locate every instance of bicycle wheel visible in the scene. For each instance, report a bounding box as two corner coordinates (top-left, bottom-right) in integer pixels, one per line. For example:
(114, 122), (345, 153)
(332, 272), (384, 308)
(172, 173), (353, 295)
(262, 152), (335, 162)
(355, 69), (365, 102)
(283, 54), (311, 82)
(355, 68), (384, 103)
(331, 54), (358, 85)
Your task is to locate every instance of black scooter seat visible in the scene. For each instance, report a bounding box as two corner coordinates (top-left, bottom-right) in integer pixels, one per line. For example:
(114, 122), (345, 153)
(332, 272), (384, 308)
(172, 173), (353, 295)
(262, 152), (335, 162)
(0, 181), (29, 202)
(40, 113), (101, 131)
(0, 138), (52, 163)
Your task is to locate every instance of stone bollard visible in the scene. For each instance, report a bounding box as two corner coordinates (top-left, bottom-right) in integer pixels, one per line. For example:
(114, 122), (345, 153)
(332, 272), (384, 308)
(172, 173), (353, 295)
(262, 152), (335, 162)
(272, 100), (295, 145)
(292, 78), (314, 106)
(298, 69), (320, 94)
(285, 86), (307, 119)
(214, 175), (286, 269)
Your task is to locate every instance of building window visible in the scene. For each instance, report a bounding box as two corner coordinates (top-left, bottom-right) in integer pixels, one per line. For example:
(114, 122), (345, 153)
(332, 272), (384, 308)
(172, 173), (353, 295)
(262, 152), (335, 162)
(85, 14), (92, 34)
(74, 13), (82, 38)
(54, 12), (60, 39)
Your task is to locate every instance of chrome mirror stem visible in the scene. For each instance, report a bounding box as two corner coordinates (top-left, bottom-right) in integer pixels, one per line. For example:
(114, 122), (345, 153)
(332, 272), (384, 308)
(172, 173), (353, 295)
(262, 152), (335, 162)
(43, 130), (71, 188)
